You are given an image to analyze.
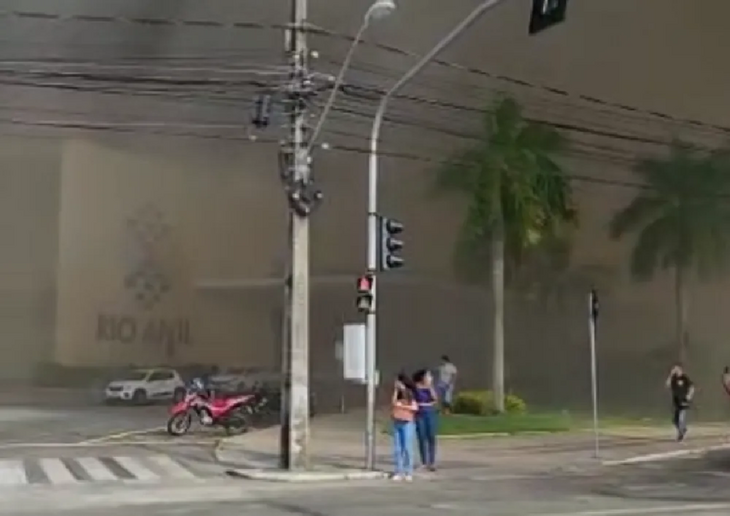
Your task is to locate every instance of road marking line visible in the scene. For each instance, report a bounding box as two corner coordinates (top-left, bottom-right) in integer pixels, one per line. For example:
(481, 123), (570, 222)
(602, 442), (730, 465)
(147, 455), (197, 479)
(79, 426), (165, 444)
(76, 457), (118, 482)
(39, 458), (77, 484)
(0, 439), (217, 450)
(0, 459), (26, 485)
(537, 503), (730, 516)
(113, 456), (159, 481)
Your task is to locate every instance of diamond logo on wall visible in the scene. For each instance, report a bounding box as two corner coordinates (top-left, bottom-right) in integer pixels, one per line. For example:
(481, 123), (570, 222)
(123, 204), (172, 310)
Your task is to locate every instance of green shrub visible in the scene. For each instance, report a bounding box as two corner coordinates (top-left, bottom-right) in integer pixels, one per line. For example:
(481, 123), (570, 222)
(452, 390), (527, 415)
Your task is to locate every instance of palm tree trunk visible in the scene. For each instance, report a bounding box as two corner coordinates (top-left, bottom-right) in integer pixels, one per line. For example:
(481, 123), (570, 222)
(492, 222), (506, 413)
(674, 266), (689, 364)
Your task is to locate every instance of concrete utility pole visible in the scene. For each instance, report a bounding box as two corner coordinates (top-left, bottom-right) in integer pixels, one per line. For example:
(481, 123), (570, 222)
(280, 0), (311, 470)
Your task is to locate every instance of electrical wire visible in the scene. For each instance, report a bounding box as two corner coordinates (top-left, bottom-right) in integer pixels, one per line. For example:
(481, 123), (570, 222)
(4, 7), (726, 139)
(0, 60), (691, 155)
(0, 10), (287, 31)
(326, 59), (728, 144)
(0, 10), (715, 192)
(0, 108), (652, 195)
(309, 25), (730, 137)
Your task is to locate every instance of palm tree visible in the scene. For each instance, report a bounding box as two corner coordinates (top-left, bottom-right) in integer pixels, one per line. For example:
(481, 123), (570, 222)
(436, 96), (575, 412)
(609, 142), (730, 363)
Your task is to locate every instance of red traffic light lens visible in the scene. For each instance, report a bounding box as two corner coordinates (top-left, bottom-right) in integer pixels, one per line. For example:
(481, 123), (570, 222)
(357, 275), (372, 291)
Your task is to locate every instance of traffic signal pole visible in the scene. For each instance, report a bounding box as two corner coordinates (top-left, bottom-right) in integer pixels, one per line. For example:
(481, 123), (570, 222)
(365, 148), (378, 470)
(364, 0), (511, 471)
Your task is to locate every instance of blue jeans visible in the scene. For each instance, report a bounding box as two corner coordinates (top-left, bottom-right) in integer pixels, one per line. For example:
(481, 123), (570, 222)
(392, 419), (415, 476)
(437, 382), (454, 405)
(415, 408), (438, 466)
(673, 405), (688, 435)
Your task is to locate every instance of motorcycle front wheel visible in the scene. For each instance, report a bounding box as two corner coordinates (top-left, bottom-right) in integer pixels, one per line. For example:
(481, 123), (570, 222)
(167, 412), (193, 436)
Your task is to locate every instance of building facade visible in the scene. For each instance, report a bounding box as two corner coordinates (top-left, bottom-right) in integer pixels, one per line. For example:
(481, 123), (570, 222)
(2, 0), (730, 413)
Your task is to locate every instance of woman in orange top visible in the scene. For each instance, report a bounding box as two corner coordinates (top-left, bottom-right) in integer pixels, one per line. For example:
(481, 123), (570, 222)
(391, 373), (418, 481)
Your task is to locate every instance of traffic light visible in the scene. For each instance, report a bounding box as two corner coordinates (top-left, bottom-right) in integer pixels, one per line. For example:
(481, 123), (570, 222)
(356, 274), (374, 313)
(529, 0), (569, 35)
(379, 216), (404, 271)
(252, 94), (272, 128)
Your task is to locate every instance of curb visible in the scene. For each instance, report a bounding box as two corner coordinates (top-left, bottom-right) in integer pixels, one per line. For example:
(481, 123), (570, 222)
(439, 430), (561, 440)
(226, 468), (388, 482)
(602, 442), (730, 466)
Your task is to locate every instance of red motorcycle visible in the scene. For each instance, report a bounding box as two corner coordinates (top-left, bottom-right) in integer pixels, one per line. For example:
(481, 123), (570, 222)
(166, 389), (254, 436)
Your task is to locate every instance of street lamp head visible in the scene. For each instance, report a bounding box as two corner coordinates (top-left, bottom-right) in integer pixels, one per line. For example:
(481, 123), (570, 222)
(369, 0), (396, 20)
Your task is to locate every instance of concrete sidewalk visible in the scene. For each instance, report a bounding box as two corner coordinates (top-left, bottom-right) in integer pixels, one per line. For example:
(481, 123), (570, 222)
(215, 411), (730, 481)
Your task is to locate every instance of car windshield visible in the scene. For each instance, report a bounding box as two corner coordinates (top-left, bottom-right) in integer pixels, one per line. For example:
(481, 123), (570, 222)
(118, 371), (149, 382)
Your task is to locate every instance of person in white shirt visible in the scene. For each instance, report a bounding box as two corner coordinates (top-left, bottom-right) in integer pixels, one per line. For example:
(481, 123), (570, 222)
(437, 355), (458, 413)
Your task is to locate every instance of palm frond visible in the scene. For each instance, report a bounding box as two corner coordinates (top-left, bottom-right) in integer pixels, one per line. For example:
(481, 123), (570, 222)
(609, 195), (664, 240)
(433, 96), (574, 280)
(629, 215), (677, 281)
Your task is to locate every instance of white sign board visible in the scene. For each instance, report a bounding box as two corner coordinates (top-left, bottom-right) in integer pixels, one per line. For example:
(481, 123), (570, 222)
(343, 323), (366, 381)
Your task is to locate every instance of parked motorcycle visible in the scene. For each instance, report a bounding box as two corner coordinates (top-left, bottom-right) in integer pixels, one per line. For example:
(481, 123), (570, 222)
(166, 389), (254, 436)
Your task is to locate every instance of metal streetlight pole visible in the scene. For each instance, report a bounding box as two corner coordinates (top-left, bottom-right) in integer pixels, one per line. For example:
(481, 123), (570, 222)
(365, 0), (510, 470)
(307, 0), (396, 151)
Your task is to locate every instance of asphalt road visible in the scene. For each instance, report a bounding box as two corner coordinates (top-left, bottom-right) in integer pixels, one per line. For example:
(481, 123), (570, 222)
(0, 397), (227, 489)
(0, 404), (169, 444)
(4, 467), (730, 516)
(3, 395), (730, 515)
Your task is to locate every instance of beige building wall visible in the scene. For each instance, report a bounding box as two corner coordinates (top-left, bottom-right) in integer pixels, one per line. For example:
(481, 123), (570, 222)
(0, 137), (60, 380)
(54, 138), (285, 369)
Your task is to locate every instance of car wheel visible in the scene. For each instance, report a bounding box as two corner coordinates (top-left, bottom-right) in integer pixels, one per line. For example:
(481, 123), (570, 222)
(132, 389), (148, 405)
(172, 388), (186, 403)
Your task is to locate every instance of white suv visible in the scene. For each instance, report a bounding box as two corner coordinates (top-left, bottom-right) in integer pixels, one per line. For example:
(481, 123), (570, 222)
(104, 368), (186, 404)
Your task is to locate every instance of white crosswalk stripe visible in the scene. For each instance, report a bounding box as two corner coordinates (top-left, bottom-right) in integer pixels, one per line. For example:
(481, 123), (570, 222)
(76, 457), (118, 482)
(113, 456), (159, 481)
(0, 459), (25, 486)
(0, 455), (202, 486)
(39, 458), (78, 484)
(147, 454), (197, 479)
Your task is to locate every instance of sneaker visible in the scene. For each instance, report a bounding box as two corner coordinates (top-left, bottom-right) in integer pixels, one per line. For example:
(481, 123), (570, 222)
(427, 465), (436, 472)
(404, 475), (413, 482)
(391, 474), (403, 481)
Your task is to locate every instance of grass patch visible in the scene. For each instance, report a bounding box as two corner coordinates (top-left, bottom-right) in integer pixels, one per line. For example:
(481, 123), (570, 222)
(380, 412), (685, 437)
(381, 412), (572, 436)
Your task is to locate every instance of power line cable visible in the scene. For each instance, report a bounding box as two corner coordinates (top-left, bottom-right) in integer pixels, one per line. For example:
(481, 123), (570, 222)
(328, 59), (727, 142)
(0, 112), (651, 192)
(308, 25), (730, 137)
(4, 7), (725, 138)
(0, 9), (286, 31)
(0, 98), (639, 171)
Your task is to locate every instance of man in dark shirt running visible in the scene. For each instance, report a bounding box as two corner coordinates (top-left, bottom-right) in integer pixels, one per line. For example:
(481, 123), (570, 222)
(665, 363), (694, 442)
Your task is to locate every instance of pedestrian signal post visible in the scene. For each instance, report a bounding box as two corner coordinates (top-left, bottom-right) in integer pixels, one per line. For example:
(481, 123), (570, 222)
(589, 288), (600, 458)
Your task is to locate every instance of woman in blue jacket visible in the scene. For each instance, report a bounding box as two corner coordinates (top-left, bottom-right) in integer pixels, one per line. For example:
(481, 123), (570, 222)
(412, 368), (439, 471)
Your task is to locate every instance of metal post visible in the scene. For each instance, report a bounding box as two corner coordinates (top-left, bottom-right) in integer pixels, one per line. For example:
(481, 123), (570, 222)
(365, 146), (379, 471)
(364, 0), (509, 470)
(589, 293), (599, 459)
(281, 0), (310, 470)
(278, 263), (292, 468)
